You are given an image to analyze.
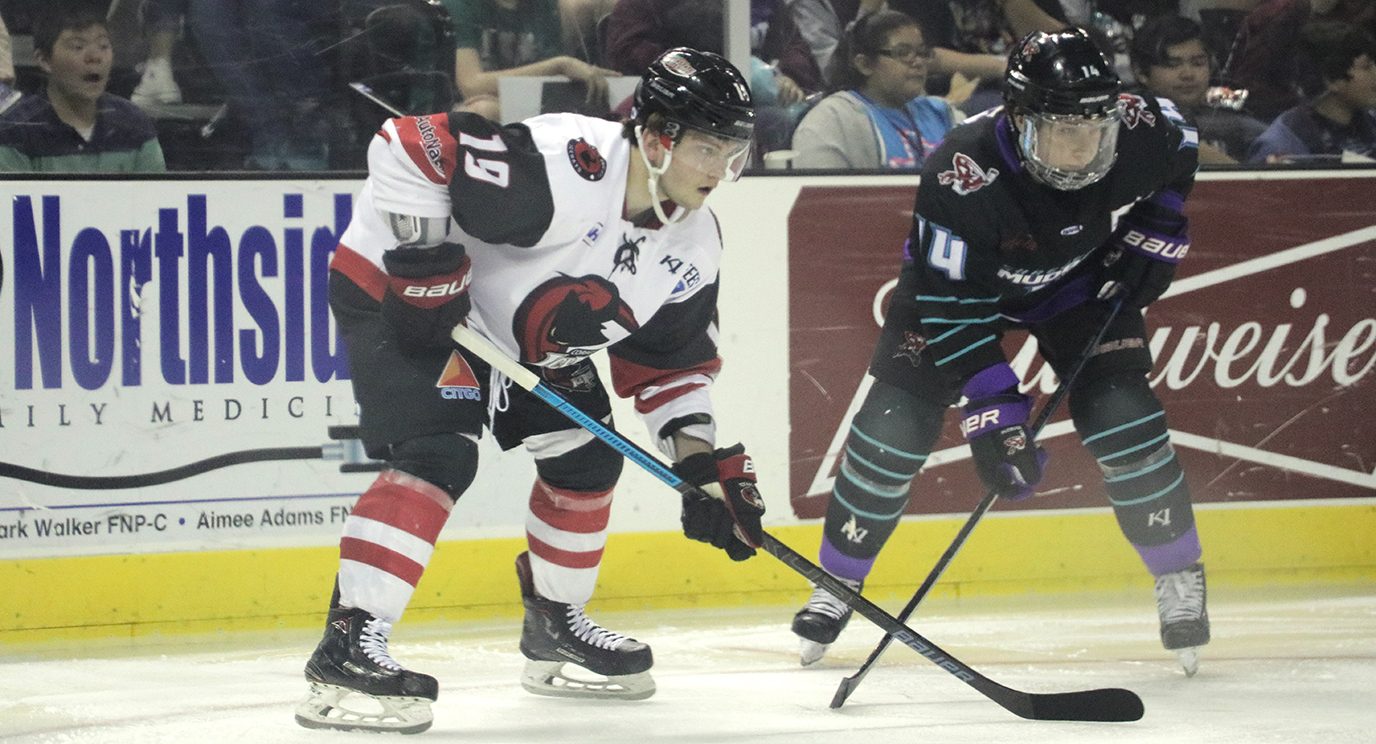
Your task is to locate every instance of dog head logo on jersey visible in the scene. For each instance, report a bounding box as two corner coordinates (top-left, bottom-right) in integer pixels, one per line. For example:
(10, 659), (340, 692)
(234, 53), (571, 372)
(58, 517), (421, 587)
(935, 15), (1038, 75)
(892, 331), (928, 367)
(567, 138), (607, 181)
(1118, 93), (1157, 129)
(514, 275), (640, 366)
(937, 153), (999, 195)
(435, 351), (482, 401)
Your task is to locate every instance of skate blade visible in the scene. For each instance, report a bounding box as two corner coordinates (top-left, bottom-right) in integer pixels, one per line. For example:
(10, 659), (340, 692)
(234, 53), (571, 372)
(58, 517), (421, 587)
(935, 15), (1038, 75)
(295, 681), (434, 734)
(799, 639), (829, 667)
(520, 659), (656, 701)
(1175, 647), (1200, 677)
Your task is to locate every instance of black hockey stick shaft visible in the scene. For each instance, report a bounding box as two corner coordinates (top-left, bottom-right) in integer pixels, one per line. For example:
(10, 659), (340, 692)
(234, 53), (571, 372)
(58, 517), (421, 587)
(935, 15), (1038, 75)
(451, 323), (1143, 723)
(832, 297), (1126, 708)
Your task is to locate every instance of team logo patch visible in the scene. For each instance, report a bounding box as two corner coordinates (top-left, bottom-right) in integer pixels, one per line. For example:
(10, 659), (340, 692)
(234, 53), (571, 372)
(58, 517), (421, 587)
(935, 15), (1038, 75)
(567, 138), (606, 181)
(612, 233), (644, 275)
(1002, 430), (1027, 456)
(513, 275), (639, 367)
(1118, 93), (1157, 129)
(892, 331), (928, 366)
(436, 351), (482, 401)
(663, 52), (697, 77)
(937, 153), (999, 195)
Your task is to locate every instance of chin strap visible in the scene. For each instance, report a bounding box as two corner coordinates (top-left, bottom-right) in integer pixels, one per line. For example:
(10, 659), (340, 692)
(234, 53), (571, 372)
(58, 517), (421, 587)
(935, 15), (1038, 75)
(634, 125), (686, 225)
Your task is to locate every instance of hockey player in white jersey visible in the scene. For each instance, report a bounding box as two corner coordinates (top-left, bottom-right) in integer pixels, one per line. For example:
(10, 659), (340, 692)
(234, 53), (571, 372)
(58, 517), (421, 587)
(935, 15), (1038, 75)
(296, 48), (767, 734)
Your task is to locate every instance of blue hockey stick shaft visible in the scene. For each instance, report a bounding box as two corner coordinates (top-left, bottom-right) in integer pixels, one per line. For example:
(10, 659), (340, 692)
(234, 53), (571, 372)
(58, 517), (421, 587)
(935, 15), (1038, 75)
(449, 322), (1143, 722)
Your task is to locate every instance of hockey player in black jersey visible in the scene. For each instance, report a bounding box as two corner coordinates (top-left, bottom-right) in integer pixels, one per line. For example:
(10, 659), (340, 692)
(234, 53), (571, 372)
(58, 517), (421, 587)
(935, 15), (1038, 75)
(792, 28), (1210, 676)
(296, 48), (766, 734)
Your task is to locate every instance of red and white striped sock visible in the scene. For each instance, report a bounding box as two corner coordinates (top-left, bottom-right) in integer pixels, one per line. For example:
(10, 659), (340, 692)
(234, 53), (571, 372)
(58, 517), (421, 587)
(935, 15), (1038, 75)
(525, 479), (613, 605)
(338, 469), (454, 622)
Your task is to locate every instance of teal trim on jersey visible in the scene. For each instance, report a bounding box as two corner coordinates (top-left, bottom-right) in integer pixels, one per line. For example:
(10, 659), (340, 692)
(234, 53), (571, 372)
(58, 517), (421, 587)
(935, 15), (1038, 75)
(831, 484), (911, 520)
(930, 324), (970, 344)
(920, 314), (1001, 325)
(935, 335), (996, 365)
(1108, 472), (1186, 506)
(838, 460), (910, 498)
(1082, 411), (1166, 444)
(844, 445), (922, 481)
(1097, 432), (1171, 463)
(914, 295), (999, 304)
(1104, 450), (1177, 483)
(848, 424), (927, 460)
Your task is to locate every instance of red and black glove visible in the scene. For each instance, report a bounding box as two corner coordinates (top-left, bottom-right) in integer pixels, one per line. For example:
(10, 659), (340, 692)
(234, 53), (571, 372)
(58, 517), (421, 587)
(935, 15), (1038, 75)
(673, 444), (766, 561)
(381, 242), (472, 349)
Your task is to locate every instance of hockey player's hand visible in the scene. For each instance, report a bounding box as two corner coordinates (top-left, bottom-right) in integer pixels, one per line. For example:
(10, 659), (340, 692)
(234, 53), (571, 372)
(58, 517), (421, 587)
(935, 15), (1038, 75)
(1097, 223), (1188, 308)
(960, 365), (1047, 501)
(674, 444), (766, 561)
(381, 242), (472, 349)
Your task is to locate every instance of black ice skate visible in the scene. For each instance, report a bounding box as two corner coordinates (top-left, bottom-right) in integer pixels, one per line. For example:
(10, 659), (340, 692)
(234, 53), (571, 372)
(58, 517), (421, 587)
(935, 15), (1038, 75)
(516, 551), (655, 700)
(791, 577), (863, 666)
(1155, 562), (1210, 677)
(295, 605), (438, 734)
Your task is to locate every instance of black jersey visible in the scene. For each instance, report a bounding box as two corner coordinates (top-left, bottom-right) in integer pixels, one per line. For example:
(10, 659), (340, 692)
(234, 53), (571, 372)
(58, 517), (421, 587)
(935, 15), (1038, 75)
(907, 93), (1199, 390)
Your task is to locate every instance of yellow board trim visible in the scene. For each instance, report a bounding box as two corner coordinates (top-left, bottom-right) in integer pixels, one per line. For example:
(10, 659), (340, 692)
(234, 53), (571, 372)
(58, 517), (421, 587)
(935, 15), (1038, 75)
(3, 503), (1373, 644)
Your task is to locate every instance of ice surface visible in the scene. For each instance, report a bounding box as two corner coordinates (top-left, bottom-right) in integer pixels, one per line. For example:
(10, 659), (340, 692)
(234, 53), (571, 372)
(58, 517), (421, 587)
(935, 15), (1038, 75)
(3, 586), (1373, 743)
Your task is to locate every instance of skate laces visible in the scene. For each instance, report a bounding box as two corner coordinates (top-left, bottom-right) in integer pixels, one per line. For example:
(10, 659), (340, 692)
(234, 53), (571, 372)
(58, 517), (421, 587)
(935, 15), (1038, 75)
(359, 616), (404, 672)
(1155, 567), (1205, 623)
(565, 606), (629, 651)
(803, 578), (861, 620)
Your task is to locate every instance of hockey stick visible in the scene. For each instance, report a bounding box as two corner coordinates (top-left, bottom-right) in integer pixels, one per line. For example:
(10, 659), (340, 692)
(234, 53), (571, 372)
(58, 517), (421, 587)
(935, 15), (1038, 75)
(831, 297), (1126, 708)
(450, 323), (1144, 723)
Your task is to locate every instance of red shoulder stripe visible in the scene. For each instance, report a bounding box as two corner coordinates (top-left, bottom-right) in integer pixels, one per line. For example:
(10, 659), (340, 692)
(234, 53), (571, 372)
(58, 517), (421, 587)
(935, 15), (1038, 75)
(392, 113), (457, 185)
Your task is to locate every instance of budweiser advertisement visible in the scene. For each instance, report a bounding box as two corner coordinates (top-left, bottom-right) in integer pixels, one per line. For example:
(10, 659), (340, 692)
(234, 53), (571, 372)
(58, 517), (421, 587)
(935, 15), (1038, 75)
(788, 177), (1376, 519)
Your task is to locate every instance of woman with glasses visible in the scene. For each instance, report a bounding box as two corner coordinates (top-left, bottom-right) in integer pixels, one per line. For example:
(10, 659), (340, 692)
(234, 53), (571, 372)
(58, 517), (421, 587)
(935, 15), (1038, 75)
(791, 10), (961, 169)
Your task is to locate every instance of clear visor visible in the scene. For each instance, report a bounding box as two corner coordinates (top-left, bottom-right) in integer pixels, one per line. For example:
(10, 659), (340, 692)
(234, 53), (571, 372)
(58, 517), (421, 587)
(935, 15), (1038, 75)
(670, 128), (754, 181)
(1019, 111), (1120, 190)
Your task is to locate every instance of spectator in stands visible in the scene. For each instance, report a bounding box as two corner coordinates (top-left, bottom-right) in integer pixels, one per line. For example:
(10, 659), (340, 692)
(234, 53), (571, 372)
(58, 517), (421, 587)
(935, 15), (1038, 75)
(605, 0), (823, 154)
(1, 11), (15, 86)
(130, 0), (183, 107)
(1223, 0), (1376, 122)
(888, 0), (1068, 113)
(0, 7), (165, 172)
(791, 9), (960, 168)
(1130, 14), (1266, 164)
(786, 0), (887, 81)
(1247, 20), (1376, 163)
(440, 0), (618, 120)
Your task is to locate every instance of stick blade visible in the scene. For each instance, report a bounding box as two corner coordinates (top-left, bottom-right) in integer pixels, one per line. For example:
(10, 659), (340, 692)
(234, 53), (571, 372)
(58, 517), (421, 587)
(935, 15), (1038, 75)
(1026, 687), (1145, 722)
(829, 675), (860, 709)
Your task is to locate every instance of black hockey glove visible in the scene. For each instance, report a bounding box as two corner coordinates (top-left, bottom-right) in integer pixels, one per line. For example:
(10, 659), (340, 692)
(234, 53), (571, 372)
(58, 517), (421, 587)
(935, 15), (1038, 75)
(674, 444), (766, 561)
(1096, 221), (1189, 308)
(960, 365), (1047, 501)
(381, 242), (472, 349)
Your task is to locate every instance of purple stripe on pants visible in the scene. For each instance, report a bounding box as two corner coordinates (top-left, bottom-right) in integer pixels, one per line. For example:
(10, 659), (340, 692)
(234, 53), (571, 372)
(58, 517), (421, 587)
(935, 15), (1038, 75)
(1136, 525), (1202, 576)
(819, 536), (874, 582)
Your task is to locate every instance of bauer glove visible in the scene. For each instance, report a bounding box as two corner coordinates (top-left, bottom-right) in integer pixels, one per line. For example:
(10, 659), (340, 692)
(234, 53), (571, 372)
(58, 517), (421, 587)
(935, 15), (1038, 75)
(1096, 217), (1189, 308)
(674, 444), (766, 561)
(960, 365), (1047, 501)
(381, 242), (472, 349)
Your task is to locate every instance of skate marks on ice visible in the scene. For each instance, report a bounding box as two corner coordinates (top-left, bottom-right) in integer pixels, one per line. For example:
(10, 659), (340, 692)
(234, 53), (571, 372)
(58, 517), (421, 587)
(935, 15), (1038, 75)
(1, 590), (1374, 743)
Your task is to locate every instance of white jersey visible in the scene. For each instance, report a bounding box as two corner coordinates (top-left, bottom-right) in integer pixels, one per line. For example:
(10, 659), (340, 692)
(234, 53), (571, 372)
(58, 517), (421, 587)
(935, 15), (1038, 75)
(333, 111), (726, 444)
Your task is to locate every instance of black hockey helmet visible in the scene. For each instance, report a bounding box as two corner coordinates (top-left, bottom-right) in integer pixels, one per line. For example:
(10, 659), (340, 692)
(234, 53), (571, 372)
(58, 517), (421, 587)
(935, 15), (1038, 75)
(1004, 28), (1122, 190)
(632, 47), (755, 144)
(1005, 28), (1121, 117)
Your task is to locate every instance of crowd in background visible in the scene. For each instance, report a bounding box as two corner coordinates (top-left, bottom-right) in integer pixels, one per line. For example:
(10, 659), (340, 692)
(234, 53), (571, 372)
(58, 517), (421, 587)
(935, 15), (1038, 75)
(1, 0), (1373, 173)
